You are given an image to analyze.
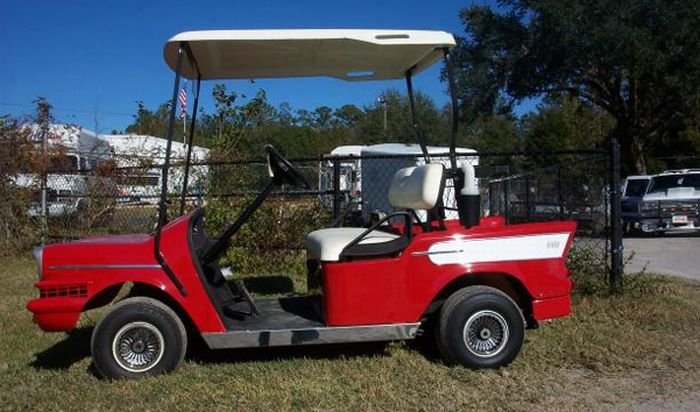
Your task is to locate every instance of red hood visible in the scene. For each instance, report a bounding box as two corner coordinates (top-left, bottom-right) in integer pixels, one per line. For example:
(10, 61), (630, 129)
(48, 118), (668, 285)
(42, 233), (157, 273)
(71, 234), (153, 245)
(40, 212), (194, 277)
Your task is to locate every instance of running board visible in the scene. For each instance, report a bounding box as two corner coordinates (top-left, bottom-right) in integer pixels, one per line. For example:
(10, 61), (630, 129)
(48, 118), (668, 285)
(201, 323), (420, 349)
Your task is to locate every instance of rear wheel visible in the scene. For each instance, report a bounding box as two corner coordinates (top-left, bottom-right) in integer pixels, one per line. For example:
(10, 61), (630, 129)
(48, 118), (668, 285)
(437, 286), (525, 368)
(91, 297), (187, 379)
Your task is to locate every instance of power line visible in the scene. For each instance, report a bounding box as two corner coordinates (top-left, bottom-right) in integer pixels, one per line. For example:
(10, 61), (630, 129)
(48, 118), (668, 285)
(0, 101), (134, 117)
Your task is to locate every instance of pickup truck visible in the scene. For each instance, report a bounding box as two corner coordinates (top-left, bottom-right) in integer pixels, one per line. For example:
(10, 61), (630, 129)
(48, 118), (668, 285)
(621, 175), (652, 234)
(638, 169), (700, 234)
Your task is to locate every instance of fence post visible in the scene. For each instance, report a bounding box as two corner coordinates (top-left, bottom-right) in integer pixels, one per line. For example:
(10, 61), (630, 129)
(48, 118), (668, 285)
(504, 180), (510, 224)
(332, 159), (341, 227)
(609, 138), (623, 292)
(525, 175), (532, 221)
(558, 165), (564, 220)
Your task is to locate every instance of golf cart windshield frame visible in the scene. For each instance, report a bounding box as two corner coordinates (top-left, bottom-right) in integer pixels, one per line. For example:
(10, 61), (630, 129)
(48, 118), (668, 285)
(155, 32), (461, 295)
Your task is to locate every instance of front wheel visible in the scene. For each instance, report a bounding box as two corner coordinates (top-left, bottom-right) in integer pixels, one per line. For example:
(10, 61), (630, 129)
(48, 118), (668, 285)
(437, 286), (525, 368)
(91, 297), (187, 379)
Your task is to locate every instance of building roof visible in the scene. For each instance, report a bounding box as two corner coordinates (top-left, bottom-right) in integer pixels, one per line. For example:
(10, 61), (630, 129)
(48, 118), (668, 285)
(329, 145), (366, 156)
(102, 134), (209, 165)
(24, 123), (110, 155)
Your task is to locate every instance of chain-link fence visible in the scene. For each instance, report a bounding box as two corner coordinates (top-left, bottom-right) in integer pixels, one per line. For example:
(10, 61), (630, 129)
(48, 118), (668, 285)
(480, 150), (612, 279)
(26, 144), (620, 283)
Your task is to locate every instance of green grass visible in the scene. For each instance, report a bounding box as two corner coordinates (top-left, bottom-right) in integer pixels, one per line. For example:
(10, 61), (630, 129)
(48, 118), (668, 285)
(1, 257), (699, 411)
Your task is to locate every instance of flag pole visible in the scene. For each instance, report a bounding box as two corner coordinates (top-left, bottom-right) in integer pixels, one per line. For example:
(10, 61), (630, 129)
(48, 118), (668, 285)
(179, 80), (188, 144)
(183, 81), (187, 143)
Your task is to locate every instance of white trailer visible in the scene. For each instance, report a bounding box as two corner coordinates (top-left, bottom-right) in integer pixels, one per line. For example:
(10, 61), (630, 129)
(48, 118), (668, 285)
(15, 124), (112, 217)
(102, 134), (209, 204)
(321, 143), (478, 221)
(319, 145), (365, 206)
(360, 143), (478, 220)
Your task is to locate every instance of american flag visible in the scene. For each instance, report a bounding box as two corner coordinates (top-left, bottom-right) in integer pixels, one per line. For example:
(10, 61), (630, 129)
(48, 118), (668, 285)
(178, 86), (187, 119)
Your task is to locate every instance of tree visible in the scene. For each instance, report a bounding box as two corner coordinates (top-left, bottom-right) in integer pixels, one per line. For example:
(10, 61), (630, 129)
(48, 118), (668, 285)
(294, 109), (315, 127)
(462, 113), (520, 153)
(332, 104), (365, 129)
(453, 0), (700, 173)
(313, 106), (334, 130)
(0, 115), (39, 253)
(277, 102), (295, 126)
(205, 85), (269, 158)
(521, 96), (614, 153)
(125, 101), (170, 137)
(358, 89), (447, 145)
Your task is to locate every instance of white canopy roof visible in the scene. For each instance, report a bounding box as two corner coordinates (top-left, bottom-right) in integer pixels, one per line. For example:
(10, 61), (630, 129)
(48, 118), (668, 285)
(362, 143), (476, 156)
(163, 29), (456, 81)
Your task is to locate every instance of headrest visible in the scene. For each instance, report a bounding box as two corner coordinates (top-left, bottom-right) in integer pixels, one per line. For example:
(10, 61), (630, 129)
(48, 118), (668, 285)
(388, 164), (444, 210)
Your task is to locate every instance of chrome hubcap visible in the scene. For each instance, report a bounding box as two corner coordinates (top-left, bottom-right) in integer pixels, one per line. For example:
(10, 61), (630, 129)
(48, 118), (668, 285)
(112, 321), (165, 373)
(463, 310), (509, 358)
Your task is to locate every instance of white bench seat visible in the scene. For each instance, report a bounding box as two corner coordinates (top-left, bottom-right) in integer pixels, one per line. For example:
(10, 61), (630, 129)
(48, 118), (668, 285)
(306, 164), (444, 262)
(305, 228), (400, 262)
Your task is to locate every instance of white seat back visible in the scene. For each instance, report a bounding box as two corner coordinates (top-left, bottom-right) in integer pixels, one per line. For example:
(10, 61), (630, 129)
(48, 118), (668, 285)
(388, 164), (444, 210)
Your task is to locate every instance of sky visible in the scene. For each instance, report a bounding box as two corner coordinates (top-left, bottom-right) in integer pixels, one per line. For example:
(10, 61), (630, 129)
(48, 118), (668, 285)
(0, 0), (515, 134)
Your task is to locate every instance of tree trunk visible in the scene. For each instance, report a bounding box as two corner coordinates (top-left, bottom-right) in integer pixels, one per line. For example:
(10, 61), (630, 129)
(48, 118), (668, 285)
(614, 123), (647, 175)
(628, 135), (647, 174)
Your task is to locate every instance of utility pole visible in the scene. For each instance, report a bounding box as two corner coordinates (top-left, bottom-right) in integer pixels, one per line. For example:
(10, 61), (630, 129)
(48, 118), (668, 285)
(609, 138), (623, 292)
(36, 98), (51, 245)
(183, 111), (187, 144)
(377, 94), (387, 134)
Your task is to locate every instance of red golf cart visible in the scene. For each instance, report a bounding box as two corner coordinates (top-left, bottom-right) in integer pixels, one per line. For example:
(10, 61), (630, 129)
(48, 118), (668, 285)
(27, 30), (576, 379)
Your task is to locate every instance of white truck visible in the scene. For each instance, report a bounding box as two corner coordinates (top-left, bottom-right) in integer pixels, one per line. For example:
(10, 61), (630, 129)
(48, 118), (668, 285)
(638, 169), (700, 234)
(15, 124), (112, 218)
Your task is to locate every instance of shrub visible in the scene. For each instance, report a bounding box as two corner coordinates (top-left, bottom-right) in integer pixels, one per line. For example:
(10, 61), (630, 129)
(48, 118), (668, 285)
(0, 117), (41, 255)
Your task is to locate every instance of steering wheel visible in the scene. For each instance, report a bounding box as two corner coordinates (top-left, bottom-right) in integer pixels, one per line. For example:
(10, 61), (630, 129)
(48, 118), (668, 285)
(266, 145), (311, 189)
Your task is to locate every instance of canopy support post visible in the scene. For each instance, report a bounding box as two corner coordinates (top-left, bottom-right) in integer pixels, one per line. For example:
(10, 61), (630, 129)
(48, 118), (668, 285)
(443, 48), (459, 171)
(155, 41), (187, 296)
(443, 48), (480, 228)
(179, 75), (202, 216)
(405, 71), (430, 163)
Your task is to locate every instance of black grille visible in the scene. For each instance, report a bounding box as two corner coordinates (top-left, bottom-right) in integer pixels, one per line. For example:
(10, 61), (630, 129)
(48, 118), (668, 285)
(40, 284), (88, 298)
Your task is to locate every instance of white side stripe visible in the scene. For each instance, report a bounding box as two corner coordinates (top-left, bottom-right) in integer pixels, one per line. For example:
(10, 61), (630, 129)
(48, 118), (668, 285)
(425, 233), (570, 265)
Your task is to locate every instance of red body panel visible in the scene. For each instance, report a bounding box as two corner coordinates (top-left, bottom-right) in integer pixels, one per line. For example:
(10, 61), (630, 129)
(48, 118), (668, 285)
(27, 210), (576, 334)
(27, 213), (226, 333)
(323, 218), (576, 326)
(532, 295), (571, 320)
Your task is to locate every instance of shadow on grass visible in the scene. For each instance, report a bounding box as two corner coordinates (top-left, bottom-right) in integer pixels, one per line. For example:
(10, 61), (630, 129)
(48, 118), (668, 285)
(30, 326), (93, 370)
(187, 338), (390, 365)
(28, 325), (396, 371)
(28, 324), (433, 371)
(403, 318), (443, 363)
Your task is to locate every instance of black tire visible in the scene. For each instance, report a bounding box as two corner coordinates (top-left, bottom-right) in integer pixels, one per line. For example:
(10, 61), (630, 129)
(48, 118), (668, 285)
(91, 297), (187, 379)
(437, 286), (525, 369)
(622, 222), (631, 236)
